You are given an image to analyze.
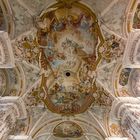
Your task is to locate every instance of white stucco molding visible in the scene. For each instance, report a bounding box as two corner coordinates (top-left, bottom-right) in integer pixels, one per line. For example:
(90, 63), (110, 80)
(9, 135), (33, 140)
(105, 137), (129, 140)
(0, 96), (27, 140)
(109, 97), (140, 140)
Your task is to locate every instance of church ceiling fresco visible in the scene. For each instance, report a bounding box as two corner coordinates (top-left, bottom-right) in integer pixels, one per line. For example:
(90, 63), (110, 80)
(119, 68), (132, 86)
(115, 68), (132, 97)
(20, 0), (115, 115)
(129, 69), (140, 97)
(53, 121), (83, 138)
(133, 3), (140, 29)
(81, 0), (113, 15)
(0, 0), (139, 140)
(8, 0), (34, 38)
(100, 0), (129, 37)
(0, 64), (24, 97)
(16, 0), (56, 16)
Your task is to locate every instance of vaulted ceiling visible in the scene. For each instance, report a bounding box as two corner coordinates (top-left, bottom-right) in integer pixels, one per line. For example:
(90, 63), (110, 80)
(0, 0), (139, 140)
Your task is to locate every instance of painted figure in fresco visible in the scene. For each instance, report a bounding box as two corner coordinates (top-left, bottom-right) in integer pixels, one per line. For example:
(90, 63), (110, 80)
(119, 68), (131, 86)
(14, 34), (39, 66)
(53, 20), (66, 31)
(37, 9), (99, 71)
(100, 35), (124, 62)
(66, 14), (85, 29)
(67, 15), (74, 28)
(80, 15), (88, 29)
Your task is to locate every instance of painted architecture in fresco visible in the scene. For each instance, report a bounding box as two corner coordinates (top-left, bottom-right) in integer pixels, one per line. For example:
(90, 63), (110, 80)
(0, 0), (140, 140)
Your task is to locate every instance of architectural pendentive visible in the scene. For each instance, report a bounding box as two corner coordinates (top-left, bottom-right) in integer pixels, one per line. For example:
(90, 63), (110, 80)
(0, 97), (27, 140)
(110, 97), (140, 140)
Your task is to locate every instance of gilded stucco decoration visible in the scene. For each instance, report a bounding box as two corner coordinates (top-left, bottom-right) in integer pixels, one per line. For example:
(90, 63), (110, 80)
(10, 0), (128, 110)
(29, 0), (115, 115)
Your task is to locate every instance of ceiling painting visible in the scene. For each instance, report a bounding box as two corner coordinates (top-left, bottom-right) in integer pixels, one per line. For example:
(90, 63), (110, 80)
(133, 4), (140, 29)
(8, 0), (33, 38)
(17, 0), (56, 15)
(119, 68), (132, 86)
(37, 1), (103, 72)
(10, 118), (29, 135)
(129, 69), (140, 97)
(9, 0), (116, 117)
(89, 105), (110, 125)
(13, 31), (40, 67)
(111, 64), (131, 97)
(101, 0), (129, 36)
(53, 121), (83, 138)
(0, 64), (24, 97)
(9, 0), (117, 116)
(0, 61), (40, 98)
(81, 0), (113, 16)
(21, 62), (40, 92)
(0, 0), (139, 140)
(97, 61), (117, 95)
(36, 0), (108, 115)
(116, 68), (132, 97)
(99, 35), (124, 63)
(6, 66), (22, 96)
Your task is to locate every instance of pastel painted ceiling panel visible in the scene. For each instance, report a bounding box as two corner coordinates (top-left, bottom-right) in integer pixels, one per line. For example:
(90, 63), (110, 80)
(18, 0), (56, 15)
(101, 0), (129, 36)
(8, 0), (33, 37)
(81, 0), (113, 16)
